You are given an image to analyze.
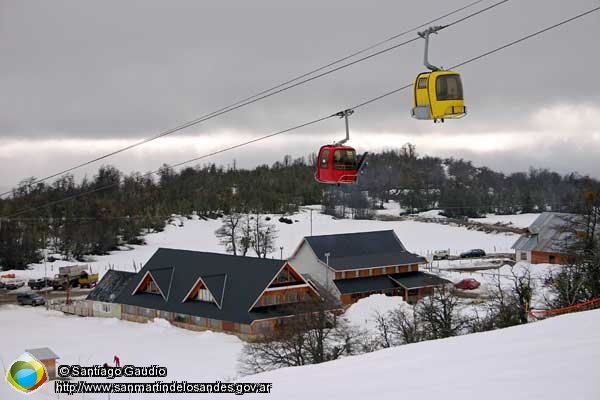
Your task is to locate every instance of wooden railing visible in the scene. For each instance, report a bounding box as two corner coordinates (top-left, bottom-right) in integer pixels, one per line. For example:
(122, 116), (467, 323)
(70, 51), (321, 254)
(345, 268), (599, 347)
(529, 297), (600, 320)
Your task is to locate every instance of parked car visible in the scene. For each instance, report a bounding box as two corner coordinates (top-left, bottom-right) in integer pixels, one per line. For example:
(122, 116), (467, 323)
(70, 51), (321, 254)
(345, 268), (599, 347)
(17, 292), (46, 306)
(433, 249), (449, 260)
(460, 249), (486, 258)
(454, 278), (481, 290)
(28, 278), (52, 290)
(0, 280), (5, 289)
(5, 278), (26, 290)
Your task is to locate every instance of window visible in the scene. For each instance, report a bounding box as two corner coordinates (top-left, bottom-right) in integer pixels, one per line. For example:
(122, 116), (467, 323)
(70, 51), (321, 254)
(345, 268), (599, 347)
(407, 289), (419, 296)
(146, 280), (161, 295)
(521, 252), (528, 261)
(240, 324), (251, 334)
(333, 149), (357, 170)
(285, 292), (300, 303)
(123, 305), (137, 315)
(209, 319), (221, 329)
(417, 77), (428, 89)
(192, 316), (206, 326)
(320, 150), (330, 169)
(159, 310), (172, 320)
(140, 307), (155, 318)
(101, 304), (111, 313)
(196, 288), (213, 302)
(174, 313), (188, 323)
(549, 255), (556, 264)
(436, 74), (463, 100)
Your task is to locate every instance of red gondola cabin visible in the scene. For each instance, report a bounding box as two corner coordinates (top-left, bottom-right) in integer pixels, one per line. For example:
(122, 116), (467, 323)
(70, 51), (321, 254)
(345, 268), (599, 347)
(315, 145), (359, 184)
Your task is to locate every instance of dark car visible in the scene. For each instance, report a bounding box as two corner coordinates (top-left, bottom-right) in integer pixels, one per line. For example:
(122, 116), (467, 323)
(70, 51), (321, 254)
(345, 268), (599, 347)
(460, 249), (486, 258)
(17, 293), (46, 306)
(454, 278), (481, 290)
(28, 278), (51, 290)
(0, 280), (5, 289)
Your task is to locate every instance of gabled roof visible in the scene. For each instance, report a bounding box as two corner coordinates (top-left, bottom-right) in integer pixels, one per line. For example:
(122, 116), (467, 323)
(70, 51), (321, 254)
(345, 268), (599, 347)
(333, 272), (450, 294)
(302, 230), (426, 270)
(86, 270), (136, 303)
(512, 212), (584, 252)
(115, 248), (299, 324)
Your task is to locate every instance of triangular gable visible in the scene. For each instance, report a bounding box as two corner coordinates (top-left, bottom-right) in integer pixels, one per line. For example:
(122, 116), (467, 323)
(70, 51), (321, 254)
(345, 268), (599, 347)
(248, 262), (320, 312)
(269, 264), (303, 288)
(201, 274), (227, 308)
(181, 274), (226, 309)
(150, 267), (175, 300)
(131, 271), (167, 300)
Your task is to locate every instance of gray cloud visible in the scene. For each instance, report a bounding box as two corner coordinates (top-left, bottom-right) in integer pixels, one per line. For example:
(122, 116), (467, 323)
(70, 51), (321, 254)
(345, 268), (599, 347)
(0, 0), (598, 187)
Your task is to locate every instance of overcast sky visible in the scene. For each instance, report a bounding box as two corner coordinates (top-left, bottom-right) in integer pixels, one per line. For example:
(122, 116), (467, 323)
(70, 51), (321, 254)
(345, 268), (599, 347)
(1, 0), (599, 192)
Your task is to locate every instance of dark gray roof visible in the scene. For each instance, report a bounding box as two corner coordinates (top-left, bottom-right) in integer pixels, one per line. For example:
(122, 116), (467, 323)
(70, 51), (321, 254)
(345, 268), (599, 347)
(86, 270), (136, 303)
(334, 272), (450, 294)
(334, 275), (398, 294)
(115, 248), (292, 324)
(389, 272), (451, 289)
(304, 230), (426, 270)
(26, 348), (59, 360)
(512, 212), (584, 252)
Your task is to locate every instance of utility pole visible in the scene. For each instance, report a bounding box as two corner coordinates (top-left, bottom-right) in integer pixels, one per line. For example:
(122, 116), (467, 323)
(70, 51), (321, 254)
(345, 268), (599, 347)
(279, 246), (284, 260)
(310, 209), (313, 236)
(325, 252), (330, 292)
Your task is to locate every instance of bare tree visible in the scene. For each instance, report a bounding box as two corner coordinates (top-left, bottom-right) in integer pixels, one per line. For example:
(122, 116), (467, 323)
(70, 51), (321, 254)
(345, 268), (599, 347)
(214, 213), (242, 255)
(416, 286), (467, 339)
(251, 213), (278, 258)
(239, 297), (365, 375)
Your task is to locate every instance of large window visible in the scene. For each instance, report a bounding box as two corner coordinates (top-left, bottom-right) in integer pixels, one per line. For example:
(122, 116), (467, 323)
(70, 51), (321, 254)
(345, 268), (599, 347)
(417, 77), (428, 89)
(436, 74), (463, 100)
(333, 149), (357, 170)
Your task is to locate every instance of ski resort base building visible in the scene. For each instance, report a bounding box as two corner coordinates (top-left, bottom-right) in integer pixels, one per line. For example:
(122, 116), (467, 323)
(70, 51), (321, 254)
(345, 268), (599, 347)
(288, 230), (450, 305)
(111, 249), (322, 340)
(84, 230), (450, 339)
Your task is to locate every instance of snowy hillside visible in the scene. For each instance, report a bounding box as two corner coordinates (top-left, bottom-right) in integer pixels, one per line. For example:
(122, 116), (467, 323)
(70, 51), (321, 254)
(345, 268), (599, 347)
(229, 310), (600, 400)
(6, 206), (523, 281)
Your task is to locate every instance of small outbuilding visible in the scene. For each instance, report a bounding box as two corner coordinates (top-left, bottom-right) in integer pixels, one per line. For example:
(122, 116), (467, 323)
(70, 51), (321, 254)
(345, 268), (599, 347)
(26, 347), (60, 380)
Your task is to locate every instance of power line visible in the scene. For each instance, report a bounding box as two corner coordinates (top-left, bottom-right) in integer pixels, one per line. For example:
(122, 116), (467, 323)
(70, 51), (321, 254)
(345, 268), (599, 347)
(3, 4), (598, 219)
(0, 0), (507, 199)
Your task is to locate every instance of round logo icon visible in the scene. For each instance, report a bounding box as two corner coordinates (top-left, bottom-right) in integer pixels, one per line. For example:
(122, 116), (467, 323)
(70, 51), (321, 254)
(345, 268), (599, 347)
(6, 353), (48, 394)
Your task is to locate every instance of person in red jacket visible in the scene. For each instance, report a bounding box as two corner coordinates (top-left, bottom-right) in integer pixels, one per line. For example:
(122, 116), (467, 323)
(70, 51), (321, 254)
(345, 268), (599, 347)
(113, 355), (120, 367)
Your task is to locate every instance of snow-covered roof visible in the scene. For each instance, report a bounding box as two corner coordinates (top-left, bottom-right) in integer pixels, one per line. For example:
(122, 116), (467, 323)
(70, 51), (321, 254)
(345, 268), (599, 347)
(512, 212), (581, 252)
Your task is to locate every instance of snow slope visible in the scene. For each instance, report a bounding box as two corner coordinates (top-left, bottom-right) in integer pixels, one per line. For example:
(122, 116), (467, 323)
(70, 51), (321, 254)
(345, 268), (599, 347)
(0, 306), (244, 399)
(229, 310), (600, 400)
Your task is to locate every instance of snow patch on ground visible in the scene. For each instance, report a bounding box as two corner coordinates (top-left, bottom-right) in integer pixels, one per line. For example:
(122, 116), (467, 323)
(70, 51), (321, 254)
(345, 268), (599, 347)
(469, 213), (539, 228)
(344, 294), (411, 333)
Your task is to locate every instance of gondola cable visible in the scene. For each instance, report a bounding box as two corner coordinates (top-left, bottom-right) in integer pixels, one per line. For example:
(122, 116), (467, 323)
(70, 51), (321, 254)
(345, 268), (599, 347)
(3, 4), (599, 218)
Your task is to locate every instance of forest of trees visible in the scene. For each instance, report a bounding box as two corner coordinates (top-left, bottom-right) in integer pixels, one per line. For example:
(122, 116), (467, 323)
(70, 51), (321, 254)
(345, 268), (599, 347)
(1, 144), (598, 270)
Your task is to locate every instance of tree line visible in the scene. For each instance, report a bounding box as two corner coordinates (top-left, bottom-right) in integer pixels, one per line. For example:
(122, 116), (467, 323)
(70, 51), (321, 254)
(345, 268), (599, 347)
(1, 145), (598, 269)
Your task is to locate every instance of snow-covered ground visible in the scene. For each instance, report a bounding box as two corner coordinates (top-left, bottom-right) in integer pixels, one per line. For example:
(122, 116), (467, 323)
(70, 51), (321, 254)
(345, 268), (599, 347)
(469, 213), (539, 228)
(229, 310), (600, 400)
(0, 306), (244, 399)
(3, 208), (521, 282)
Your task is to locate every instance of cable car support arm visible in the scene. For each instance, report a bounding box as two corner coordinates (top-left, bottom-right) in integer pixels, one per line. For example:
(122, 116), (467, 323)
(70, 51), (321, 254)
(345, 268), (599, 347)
(333, 109), (354, 145)
(418, 26), (445, 71)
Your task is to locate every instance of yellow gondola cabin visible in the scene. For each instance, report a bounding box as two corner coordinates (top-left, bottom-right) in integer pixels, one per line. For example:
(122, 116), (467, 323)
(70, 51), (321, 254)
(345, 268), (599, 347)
(411, 70), (466, 122)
